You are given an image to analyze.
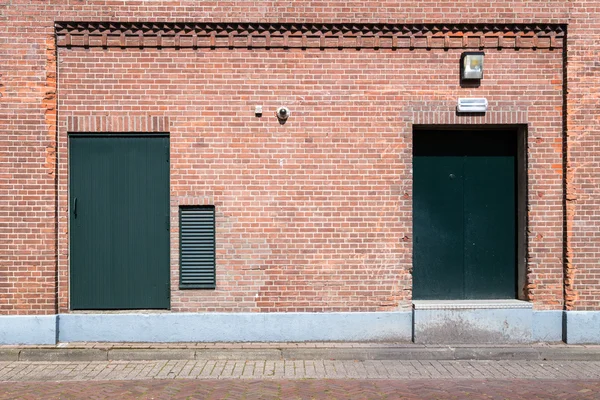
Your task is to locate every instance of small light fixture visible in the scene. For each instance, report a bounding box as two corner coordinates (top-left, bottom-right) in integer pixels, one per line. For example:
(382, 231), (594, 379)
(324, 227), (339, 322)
(461, 52), (484, 80)
(457, 98), (488, 113)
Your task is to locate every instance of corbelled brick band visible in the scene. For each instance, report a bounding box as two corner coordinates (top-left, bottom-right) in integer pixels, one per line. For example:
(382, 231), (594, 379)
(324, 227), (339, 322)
(54, 22), (565, 50)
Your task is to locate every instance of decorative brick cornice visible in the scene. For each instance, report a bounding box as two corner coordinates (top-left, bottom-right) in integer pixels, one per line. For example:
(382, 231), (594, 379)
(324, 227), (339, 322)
(55, 22), (565, 50)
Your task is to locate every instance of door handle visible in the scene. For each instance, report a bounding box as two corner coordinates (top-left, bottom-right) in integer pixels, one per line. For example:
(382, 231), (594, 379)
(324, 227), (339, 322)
(73, 197), (77, 218)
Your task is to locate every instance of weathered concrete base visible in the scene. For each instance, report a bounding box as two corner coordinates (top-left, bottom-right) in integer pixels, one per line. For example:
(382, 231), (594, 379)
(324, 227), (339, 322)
(1, 309), (598, 345)
(58, 312), (412, 343)
(565, 311), (600, 344)
(0, 315), (57, 345)
(413, 300), (535, 344)
(532, 310), (563, 342)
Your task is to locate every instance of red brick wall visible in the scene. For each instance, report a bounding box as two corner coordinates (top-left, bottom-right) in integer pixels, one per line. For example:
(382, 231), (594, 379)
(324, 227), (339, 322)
(6, 0), (600, 315)
(565, 1), (600, 311)
(0, 17), (57, 314)
(55, 44), (563, 312)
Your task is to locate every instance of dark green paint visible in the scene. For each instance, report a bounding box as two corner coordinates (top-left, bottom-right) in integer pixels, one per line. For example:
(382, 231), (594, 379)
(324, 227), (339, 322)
(70, 135), (170, 309)
(179, 206), (216, 289)
(413, 129), (517, 300)
(413, 154), (465, 299)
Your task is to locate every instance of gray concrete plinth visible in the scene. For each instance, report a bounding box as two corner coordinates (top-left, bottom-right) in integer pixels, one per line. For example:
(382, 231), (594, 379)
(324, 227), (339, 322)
(413, 300), (534, 344)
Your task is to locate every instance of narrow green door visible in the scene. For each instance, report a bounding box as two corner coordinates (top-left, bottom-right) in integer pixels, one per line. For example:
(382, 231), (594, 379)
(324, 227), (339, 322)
(413, 139), (465, 299)
(413, 129), (516, 300)
(70, 135), (170, 309)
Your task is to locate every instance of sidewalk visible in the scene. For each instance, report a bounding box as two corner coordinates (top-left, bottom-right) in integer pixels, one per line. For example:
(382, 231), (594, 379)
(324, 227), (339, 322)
(2, 342), (600, 362)
(2, 344), (600, 398)
(1, 359), (600, 381)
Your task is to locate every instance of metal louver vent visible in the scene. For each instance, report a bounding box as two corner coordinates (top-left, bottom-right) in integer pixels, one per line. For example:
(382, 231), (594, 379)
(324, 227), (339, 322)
(179, 206), (215, 289)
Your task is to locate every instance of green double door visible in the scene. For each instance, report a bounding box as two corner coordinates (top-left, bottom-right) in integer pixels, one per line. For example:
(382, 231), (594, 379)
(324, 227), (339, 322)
(413, 129), (517, 300)
(70, 135), (170, 309)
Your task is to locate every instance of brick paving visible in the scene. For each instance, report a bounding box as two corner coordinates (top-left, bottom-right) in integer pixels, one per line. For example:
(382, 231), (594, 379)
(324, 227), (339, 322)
(0, 379), (599, 399)
(0, 360), (599, 381)
(0, 360), (598, 399)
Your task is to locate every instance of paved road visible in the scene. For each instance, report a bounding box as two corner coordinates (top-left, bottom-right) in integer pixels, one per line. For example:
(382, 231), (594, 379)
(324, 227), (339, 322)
(1, 379), (599, 399)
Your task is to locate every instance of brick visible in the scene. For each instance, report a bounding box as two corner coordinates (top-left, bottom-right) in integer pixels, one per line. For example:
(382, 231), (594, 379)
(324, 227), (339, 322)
(0, 1), (598, 317)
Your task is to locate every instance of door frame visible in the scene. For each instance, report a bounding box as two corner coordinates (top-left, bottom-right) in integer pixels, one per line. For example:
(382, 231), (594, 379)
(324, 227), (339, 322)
(68, 132), (171, 310)
(411, 124), (528, 300)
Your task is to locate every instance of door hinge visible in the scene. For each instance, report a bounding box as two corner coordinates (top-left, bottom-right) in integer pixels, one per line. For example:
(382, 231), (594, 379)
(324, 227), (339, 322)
(165, 143), (170, 163)
(166, 283), (170, 301)
(165, 215), (170, 231)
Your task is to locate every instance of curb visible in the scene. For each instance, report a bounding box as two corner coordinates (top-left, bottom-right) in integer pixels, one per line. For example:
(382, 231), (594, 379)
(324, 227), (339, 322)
(2, 346), (600, 362)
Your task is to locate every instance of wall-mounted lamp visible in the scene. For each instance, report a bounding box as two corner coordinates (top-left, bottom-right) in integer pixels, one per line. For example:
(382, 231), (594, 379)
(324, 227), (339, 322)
(457, 98), (488, 113)
(461, 52), (484, 80)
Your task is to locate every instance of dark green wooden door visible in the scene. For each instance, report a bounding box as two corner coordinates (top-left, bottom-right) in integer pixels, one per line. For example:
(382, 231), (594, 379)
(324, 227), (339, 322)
(70, 135), (170, 309)
(413, 129), (516, 300)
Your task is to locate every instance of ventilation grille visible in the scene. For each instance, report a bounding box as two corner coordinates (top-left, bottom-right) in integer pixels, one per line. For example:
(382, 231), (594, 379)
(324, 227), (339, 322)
(179, 206), (215, 289)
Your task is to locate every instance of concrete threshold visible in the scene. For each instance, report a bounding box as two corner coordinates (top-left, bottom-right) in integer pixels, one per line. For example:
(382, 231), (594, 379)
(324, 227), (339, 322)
(1, 343), (600, 362)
